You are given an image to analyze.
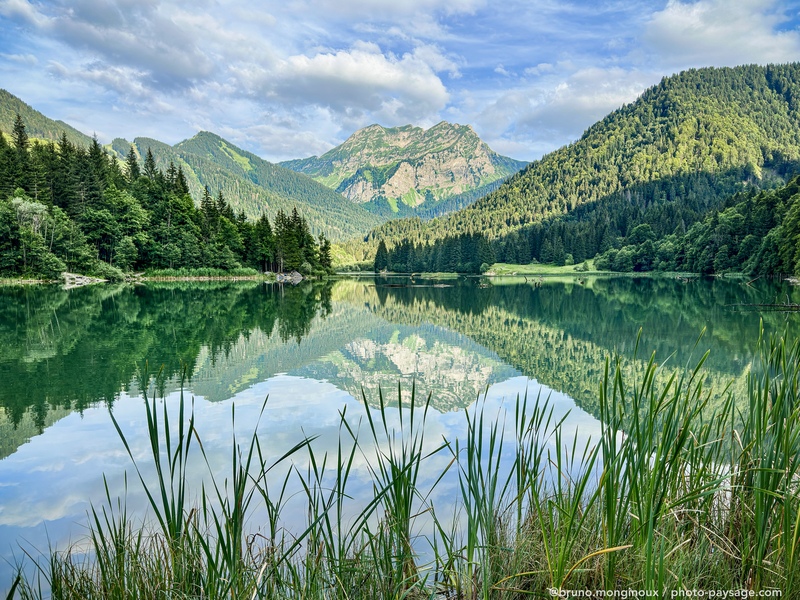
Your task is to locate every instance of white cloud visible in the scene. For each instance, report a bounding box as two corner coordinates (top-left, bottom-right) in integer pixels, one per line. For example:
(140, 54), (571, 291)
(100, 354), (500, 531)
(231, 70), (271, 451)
(263, 43), (451, 125)
(644, 0), (800, 67)
(299, 0), (485, 18)
(48, 61), (148, 100)
(524, 62), (554, 77)
(1, 52), (37, 65)
(468, 66), (657, 160)
(0, 0), (49, 27)
(494, 64), (512, 77)
(2, 0), (800, 163)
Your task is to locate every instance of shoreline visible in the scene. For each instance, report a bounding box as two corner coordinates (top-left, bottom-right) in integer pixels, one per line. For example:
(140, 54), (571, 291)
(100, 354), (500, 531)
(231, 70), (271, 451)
(2, 269), (795, 287)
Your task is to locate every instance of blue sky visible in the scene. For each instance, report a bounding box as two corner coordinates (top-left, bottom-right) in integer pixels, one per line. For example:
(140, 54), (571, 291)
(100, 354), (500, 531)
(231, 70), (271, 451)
(1, 0), (800, 162)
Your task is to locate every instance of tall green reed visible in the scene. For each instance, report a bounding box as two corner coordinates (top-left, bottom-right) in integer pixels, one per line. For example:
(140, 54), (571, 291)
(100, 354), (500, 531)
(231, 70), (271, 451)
(13, 329), (800, 598)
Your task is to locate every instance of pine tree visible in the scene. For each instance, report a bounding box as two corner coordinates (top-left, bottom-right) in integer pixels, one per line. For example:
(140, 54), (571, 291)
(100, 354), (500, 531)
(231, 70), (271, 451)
(85, 136), (107, 207)
(318, 233), (332, 272)
(273, 209), (289, 273)
(374, 239), (389, 271)
(12, 114), (28, 154)
(11, 113), (30, 193)
(166, 161), (178, 192)
(217, 191), (234, 221)
(0, 134), (14, 198)
(253, 213), (275, 272)
(282, 207), (305, 271)
(143, 148), (158, 181)
(125, 145), (140, 183)
(175, 165), (189, 195)
(477, 234), (496, 267)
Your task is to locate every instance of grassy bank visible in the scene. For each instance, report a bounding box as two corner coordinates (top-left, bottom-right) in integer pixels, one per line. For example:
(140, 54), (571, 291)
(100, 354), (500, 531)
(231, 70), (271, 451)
(11, 330), (800, 598)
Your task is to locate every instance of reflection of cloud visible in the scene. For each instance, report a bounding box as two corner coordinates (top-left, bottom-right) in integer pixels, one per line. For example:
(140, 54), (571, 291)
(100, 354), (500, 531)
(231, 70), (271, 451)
(0, 374), (600, 561)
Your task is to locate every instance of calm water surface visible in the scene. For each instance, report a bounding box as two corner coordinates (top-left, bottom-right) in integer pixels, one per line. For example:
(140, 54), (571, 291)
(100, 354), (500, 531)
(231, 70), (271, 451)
(0, 275), (797, 589)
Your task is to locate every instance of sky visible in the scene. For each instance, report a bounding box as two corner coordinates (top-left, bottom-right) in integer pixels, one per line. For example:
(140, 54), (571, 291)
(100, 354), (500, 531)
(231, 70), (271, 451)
(1, 0), (800, 162)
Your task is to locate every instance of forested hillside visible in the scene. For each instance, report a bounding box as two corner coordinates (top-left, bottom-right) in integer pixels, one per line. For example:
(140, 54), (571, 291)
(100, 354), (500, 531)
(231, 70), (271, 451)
(0, 89), (93, 148)
(0, 89), (384, 241)
(0, 117), (332, 279)
(353, 64), (800, 273)
(594, 175), (800, 275)
(109, 132), (384, 240)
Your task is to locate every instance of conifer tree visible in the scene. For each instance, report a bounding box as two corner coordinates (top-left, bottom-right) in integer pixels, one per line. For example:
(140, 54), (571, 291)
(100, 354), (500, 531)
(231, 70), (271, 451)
(318, 233), (332, 271)
(175, 165), (189, 195)
(11, 114), (30, 193)
(125, 145), (140, 183)
(0, 133), (13, 197)
(143, 148), (157, 181)
(253, 213), (275, 272)
(374, 239), (389, 271)
(12, 114), (28, 154)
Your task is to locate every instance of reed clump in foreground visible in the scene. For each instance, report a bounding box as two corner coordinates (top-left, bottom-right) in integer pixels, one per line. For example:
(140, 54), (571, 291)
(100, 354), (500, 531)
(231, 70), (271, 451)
(12, 329), (800, 599)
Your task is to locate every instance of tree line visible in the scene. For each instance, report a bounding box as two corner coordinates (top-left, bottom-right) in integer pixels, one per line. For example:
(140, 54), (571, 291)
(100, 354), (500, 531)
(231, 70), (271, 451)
(373, 232), (495, 273)
(0, 115), (331, 279)
(352, 63), (800, 271)
(594, 175), (800, 276)
(373, 173), (800, 278)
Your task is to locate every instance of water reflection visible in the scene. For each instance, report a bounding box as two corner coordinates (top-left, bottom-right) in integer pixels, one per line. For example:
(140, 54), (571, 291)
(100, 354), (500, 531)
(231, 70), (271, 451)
(0, 275), (796, 590)
(0, 276), (796, 453)
(0, 374), (594, 592)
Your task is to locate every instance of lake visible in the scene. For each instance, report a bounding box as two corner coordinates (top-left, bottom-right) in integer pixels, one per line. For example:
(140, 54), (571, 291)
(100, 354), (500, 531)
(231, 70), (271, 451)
(0, 275), (797, 590)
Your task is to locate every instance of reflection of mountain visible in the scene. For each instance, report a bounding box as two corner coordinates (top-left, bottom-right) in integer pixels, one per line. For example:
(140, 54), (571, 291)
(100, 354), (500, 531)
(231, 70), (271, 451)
(0, 406), (72, 461)
(0, 279), (523, 457)
(1, 275), (793, 459)
(295, 323), (519, 411)
(187, 301), (382, 402)
(335, 277), (796, 418)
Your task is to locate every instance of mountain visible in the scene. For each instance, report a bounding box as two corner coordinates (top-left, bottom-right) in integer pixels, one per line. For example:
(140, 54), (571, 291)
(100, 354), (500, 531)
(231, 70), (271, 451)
(0, 88), (383, 241)
(110, 131), (385, 241)
(356, 64), (800, 267)
(280, 122), (527, 214)
(0, 89), (93, 148)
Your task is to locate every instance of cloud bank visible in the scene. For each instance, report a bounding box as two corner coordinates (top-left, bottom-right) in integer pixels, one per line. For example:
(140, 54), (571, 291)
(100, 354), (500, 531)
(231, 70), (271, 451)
(0, 0), (798, 161)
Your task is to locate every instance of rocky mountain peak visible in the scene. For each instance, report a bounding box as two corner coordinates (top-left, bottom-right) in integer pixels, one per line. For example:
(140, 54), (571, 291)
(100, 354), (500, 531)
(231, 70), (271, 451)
(280, 121), (526, 211)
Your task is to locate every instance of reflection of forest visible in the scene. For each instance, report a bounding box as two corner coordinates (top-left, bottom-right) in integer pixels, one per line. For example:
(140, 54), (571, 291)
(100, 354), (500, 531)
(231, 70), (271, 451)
(0, 279), (520, 458)
(347, 276), (798, 418)
(1, 276), (794, 460)
(0, 281), (336, 440)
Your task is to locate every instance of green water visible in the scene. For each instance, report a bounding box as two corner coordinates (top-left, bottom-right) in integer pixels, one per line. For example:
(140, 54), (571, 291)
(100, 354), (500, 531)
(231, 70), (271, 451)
(0, 276), (796, 449)
(0, 275), (797, 588)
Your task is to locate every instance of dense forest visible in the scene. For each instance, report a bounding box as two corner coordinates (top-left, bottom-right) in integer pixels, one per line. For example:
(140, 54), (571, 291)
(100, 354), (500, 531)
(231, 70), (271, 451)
(594, 175), (800, 275)
(356, 64), (800, 273)
(373, 232), (496, 273)
(121, 131), (385, 240)
(0, 116), (332, 280)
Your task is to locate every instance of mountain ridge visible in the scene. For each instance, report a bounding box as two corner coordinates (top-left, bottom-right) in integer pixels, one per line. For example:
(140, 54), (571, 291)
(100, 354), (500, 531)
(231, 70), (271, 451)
(280, 121), (527, 212)
(351, 63), (800, 268)
(0, 89), (94, 148)
(108, 132), (385, 240)
(0, 89), (385, 240)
